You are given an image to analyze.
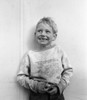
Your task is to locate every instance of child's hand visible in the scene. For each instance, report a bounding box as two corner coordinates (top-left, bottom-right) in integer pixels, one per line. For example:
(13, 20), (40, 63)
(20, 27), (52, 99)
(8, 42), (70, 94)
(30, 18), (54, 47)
(44, 83), (58, 95)
(28, 79), (38, 92)
(37, 81), (46, 93)
(47, 86), (58, 95)
(29, 79), (46, 93)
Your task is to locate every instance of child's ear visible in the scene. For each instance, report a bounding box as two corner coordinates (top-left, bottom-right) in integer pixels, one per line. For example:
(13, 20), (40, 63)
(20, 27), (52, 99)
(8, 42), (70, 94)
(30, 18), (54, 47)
(53, 33), (57, 41)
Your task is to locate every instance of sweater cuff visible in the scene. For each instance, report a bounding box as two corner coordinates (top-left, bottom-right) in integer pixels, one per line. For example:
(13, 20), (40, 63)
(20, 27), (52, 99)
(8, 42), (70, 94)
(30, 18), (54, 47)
(57, 78), (67, 94)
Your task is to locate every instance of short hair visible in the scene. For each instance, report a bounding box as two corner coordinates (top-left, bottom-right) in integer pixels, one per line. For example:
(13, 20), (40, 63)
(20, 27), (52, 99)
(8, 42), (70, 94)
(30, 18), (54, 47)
(36, 17), (58, 34)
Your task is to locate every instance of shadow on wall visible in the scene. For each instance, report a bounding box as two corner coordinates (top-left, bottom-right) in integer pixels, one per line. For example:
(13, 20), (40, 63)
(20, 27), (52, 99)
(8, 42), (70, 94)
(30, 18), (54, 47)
(27, 26), (41, 51)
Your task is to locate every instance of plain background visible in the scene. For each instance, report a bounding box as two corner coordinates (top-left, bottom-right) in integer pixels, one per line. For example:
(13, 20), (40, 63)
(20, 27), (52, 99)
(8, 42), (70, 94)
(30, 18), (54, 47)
(0, 0), (87, 100)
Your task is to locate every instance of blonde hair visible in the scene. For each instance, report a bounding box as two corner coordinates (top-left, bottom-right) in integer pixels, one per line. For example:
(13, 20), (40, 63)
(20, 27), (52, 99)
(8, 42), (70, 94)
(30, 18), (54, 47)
(36, 17), (58, 35)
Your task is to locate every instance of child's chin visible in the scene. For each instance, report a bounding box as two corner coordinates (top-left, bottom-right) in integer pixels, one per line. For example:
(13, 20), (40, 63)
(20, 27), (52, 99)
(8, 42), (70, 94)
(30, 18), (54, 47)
(38, 41), (48, 45)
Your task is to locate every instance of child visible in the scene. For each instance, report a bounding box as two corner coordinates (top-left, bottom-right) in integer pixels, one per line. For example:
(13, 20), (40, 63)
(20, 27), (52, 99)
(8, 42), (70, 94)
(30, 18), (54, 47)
(17, 17), (73, 100)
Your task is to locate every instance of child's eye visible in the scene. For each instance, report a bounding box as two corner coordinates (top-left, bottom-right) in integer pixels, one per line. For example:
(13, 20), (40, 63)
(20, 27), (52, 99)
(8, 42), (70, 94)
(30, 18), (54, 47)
(46, 30), (50, 33)
(37, 30), (42, 33)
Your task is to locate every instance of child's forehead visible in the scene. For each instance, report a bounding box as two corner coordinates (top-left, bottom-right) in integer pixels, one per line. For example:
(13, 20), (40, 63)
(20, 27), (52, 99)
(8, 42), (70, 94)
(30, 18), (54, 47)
(36, 22), (52, 29)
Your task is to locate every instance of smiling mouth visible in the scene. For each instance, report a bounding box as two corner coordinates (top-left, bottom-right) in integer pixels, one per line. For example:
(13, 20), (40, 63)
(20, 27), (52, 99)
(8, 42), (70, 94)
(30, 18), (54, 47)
(38, 36), (49, 40)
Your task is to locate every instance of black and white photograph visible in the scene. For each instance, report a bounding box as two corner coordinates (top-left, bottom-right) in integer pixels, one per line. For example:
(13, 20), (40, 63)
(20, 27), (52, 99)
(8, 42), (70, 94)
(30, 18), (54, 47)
(0, 0), (87, 100)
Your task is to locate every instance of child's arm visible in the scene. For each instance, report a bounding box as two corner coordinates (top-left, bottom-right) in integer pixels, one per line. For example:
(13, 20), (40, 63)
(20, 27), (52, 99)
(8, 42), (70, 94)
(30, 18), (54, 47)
(17, 53), (46, 93)
(17, 53), (39, 91)
(17, 53), (32, 89)
(58, 50), (73, 94)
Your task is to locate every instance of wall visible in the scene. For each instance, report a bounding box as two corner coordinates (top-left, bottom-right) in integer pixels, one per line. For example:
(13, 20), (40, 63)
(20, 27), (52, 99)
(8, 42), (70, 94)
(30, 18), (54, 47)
(0, 0), (29, 100)
(0, 0), (87, 100)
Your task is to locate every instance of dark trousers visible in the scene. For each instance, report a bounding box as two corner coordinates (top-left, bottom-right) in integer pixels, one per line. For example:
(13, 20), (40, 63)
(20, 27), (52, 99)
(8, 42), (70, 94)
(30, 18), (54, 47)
(29, 89), (65, 100)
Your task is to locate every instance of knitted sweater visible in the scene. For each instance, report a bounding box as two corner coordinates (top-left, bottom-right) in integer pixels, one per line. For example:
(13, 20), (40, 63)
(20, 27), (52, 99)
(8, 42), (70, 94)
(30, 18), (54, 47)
(17, 46), (73, 91)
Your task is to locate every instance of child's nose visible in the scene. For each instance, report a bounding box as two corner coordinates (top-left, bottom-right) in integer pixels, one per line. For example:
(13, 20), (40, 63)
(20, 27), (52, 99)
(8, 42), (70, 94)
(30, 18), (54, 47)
(41, 31), (46, 35)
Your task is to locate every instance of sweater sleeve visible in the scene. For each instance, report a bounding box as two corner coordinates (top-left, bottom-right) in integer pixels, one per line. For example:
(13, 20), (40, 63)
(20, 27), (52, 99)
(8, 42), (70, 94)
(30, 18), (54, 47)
(58, 49), (73, 93)
(17, 53), (31, 89)
(17, 52), (48, 93)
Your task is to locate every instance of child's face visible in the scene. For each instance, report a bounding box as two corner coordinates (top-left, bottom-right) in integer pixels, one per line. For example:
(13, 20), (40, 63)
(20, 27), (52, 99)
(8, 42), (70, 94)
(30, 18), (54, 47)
(35, 23), (56, 46)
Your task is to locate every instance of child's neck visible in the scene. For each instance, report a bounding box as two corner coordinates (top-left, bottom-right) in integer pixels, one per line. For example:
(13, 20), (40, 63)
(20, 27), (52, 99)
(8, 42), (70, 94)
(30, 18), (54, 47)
(36, 43), (56, 52)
